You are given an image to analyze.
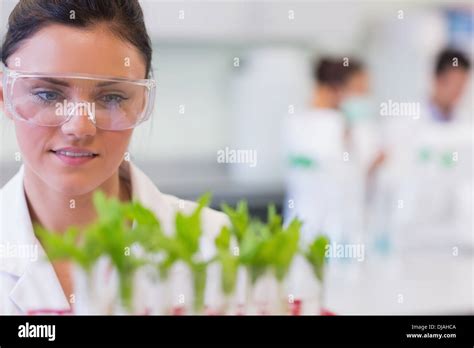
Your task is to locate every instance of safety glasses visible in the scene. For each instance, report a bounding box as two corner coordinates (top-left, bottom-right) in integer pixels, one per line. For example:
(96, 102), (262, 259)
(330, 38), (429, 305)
(2, 66), (156, 131)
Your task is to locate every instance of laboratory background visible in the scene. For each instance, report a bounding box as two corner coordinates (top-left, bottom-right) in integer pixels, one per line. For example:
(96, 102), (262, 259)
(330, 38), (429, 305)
(0, 0), (472, 315)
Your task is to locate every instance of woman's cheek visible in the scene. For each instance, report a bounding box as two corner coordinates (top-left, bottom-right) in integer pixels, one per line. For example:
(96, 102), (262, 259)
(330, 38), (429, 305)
(101, 129), (134, 168)
(14, 121), (53, 167)
(14, 122), (133, 194)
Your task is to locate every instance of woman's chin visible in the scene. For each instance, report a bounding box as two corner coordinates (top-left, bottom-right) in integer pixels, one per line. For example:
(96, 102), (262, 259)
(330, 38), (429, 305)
(51, 179), (103, 197)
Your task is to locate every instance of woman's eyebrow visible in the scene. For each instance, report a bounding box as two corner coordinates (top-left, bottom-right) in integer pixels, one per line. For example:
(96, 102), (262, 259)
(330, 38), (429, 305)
(31, 78), (123, 88)
(34, 77), (70, 87)
(96, 81), (120, 87)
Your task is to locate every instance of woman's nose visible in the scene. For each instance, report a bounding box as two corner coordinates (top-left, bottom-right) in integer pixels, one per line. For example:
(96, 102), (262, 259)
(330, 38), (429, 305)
(59, 101), (97, 138)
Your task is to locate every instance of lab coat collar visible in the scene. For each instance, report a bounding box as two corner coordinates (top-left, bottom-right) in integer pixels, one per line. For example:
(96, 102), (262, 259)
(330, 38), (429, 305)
(120, 160), (174, 232)
(1, 161), (167, 314)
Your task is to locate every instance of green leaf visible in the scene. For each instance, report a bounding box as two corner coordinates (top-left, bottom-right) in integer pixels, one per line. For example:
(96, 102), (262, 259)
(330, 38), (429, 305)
(266, 204), (282, 235)
(175, 192), (212, 258)
(271, 218), (301, 282)
(239, 220), (265, 264)
(215, 225), (231, 251)
(221, 200), (249, 243)
(305, 235), (330, 282)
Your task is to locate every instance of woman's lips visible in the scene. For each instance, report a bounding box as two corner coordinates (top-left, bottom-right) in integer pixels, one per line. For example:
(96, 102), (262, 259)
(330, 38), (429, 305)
(50, 147), (99, 166)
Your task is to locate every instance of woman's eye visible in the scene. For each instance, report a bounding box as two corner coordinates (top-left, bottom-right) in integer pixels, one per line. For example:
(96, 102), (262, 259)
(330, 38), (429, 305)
(34, 91), (60, 102)
(100, 94), (128, 104)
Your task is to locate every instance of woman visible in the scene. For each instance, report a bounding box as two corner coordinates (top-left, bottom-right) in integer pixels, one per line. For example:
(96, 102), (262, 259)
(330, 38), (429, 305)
(0, 0), (228, 314)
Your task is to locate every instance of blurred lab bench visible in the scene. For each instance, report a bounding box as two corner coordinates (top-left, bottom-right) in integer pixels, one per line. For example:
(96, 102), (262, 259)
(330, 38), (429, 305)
(325, 250), (474, 315)
(0, 160), (285, 219)
(135, 160), (285, 219)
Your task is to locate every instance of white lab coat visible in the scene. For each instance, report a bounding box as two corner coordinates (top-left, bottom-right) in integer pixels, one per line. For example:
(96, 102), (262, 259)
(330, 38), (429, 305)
(0, 161), (229, 314)
(283, 108), (349, 244)
(378, 101), (473, 250)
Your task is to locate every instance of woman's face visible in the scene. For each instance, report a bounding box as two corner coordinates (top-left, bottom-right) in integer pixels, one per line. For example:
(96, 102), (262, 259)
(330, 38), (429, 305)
(0, 23), (147, 196)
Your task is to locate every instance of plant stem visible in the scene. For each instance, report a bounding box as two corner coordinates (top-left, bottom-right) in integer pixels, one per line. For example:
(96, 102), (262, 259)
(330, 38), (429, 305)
(193, 264), (207, 314)
(119, 271), (134, 313)
(319, 277), (326, 313)
(277, 280), (287, 315)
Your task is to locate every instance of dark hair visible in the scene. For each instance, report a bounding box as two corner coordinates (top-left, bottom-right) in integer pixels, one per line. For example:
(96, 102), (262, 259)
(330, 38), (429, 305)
(313, 57), (362, 87)
(434, 48), (470, 76)
(345, 58), (364, 76)
(1, 0), (152, 77)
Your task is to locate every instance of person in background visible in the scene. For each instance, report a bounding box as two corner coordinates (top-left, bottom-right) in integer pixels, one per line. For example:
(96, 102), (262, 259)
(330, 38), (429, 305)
(340, 60), (385, 179)
(427, 48), (470, 123)
(389, 48), (472, 250)
(283, 57), (376, 307)
(339, 60), (386, 249)
(283, 57), (351, 244)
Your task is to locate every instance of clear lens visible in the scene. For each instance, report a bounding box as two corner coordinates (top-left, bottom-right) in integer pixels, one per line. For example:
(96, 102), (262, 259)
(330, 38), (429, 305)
(5, 73), (155, 130)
